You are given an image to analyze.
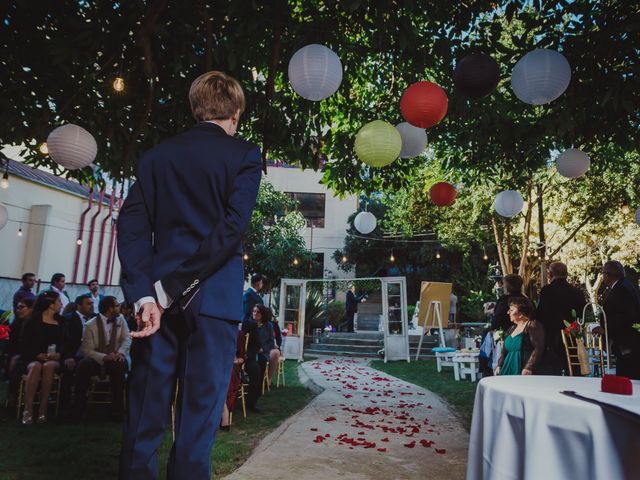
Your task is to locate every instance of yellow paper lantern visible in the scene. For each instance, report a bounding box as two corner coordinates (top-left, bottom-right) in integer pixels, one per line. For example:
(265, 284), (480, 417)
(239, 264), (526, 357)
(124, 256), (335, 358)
(354, 120), (401, 168)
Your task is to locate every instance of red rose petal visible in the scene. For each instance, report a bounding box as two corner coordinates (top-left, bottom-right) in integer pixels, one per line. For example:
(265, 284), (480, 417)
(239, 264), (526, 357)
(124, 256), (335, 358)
(310, 428), (318, 431)
(435, 448), (446, 454)
(324, 416), (337, 422)
(377, 448), (387, 452)
(404, 441), (416, 448)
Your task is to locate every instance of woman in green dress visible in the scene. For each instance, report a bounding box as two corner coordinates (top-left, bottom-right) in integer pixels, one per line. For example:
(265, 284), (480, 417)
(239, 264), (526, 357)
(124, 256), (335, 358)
(495, 297), (545, 376)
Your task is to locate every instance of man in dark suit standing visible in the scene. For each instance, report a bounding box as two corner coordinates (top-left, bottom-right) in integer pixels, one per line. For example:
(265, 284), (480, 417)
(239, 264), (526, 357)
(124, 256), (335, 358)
(345, 284), (365, 333)
(536, 262), (586, 374)
(243, 274), (264, 322)
(598, 261), (640, 379)
(117, 71), (261, 479)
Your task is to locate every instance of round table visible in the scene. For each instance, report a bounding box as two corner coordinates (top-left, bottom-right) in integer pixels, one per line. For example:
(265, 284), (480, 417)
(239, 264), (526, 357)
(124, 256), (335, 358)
(466, 376), (640, 480)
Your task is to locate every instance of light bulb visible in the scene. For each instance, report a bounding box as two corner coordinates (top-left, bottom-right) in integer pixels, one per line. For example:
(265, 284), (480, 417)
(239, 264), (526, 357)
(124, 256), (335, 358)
(76, 239), (83, 246)
(342, 256), (347, 263)
(0, 172), (8, 189)
(390, 254), (395, 262)
(18, 227), (23, 237)
(243, 253), (249, 260)
(39, 142), (48, 155)
(113, 76), (125, 93)
(436, 251), (441, 259)
(483, 253), (489, 261)
(293, 258), (299, 265)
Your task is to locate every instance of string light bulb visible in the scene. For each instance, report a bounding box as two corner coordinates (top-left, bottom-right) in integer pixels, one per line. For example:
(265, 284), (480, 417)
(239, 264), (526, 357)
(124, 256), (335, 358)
(293, 258), (299, 265)
(389, 251), (395, 262)
(76, 238), (83, 246)
(113, 76), (125, 93)
(436, 250), (441, 259)
(17, 224), (23, 237)
(482, 247), (489, 261)
(39, 142), (49, 155)
(243, 252), (249, 261)
(342, 255), (348, 263)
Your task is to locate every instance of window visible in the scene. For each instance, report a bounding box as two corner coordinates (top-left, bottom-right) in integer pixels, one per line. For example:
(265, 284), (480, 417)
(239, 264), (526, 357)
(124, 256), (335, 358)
(285, 192), (325, 228)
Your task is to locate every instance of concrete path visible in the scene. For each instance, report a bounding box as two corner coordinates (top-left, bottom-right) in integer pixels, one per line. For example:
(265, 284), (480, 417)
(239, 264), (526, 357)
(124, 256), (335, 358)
(223, 357), (469, 480)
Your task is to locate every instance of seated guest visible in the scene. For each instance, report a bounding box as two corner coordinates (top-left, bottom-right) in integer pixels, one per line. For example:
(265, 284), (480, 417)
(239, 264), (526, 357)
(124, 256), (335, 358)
(597, 261), (640, 379)
(241, 304), (274, 413)
(19, 291), (67, 424)
(75, 296), (131, 420)
(261, 307), (281, 384)
(536, 262), (586, 375)
(220, 329), (247, 431)
(495, 297), (545, 376)
(60, 294), (95, 413)
(86, 279), (104, 315)
(12, 272), (36, 312)
(491, 274), (526, 332)
(6, 298), (34, 407)
(50, 273), (70, 313)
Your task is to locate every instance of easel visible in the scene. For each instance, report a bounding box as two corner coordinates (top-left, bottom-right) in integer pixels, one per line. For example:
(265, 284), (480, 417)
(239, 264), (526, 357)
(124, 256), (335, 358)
(415, 300), (446, 360)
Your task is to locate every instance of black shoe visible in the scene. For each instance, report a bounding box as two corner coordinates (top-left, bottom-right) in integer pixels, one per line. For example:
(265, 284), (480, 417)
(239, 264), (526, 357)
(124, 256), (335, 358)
(249, 406), (262, 414)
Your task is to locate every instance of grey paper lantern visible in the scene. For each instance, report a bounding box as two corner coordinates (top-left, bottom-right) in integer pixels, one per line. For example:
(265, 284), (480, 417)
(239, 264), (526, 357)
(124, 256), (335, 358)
(47, 124), (97, 170)
(0, 204), (7, 230)
(511, 49), (571, 105)
(354, 211), (377, 234)
(288, 44), (343, 101)
(494, 190), (524, 218)
(556, 148), (590, 178)
(396, 122), (428, 158)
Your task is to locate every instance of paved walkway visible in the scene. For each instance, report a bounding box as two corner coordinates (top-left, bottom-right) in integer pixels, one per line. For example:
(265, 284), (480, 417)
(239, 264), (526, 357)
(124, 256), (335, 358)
(223, 357), (469, 480)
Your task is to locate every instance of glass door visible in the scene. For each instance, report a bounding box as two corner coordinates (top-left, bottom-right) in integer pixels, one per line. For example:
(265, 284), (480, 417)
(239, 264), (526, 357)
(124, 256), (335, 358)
(381, 277), (410, 362)
(278, 279), (306, 361)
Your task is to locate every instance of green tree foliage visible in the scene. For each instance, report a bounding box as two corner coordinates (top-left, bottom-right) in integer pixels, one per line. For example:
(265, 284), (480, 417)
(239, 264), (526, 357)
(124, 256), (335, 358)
(243, 181), (312, 289)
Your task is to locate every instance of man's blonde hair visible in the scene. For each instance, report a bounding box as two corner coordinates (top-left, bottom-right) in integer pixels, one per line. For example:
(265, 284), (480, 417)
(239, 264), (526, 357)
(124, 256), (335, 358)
(188, 71), (245, 122)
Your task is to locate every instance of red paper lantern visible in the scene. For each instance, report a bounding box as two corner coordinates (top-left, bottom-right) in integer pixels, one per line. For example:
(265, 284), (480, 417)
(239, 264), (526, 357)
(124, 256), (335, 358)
(400, 81), (448, 128)
(429, 182), (456, 206)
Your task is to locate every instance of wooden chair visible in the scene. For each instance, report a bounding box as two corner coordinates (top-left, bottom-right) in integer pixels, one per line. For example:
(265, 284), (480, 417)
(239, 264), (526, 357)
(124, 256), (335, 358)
(561, 330), (590, 376)
(16, 373), (62, 420)
(87, 375), (124, 408)
(262, 361), (271, 394)
(275, 356), (285, 387)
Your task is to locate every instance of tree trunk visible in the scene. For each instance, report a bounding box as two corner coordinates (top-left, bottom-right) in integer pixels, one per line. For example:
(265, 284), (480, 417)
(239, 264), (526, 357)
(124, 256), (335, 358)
(491, 215), (508, 276)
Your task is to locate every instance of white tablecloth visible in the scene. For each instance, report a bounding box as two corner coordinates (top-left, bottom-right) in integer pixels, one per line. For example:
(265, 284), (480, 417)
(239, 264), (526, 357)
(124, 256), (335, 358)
(467, 376), (640, 480)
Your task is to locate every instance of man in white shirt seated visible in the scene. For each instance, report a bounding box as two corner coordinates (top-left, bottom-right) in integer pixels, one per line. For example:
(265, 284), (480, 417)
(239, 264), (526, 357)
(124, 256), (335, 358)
(74, 296), (131, 420)
(86, 278), (104, 315)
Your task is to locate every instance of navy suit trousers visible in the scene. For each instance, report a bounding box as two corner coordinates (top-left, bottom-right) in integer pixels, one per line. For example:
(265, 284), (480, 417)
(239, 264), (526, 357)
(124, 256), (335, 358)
(119, 293), (237, 480)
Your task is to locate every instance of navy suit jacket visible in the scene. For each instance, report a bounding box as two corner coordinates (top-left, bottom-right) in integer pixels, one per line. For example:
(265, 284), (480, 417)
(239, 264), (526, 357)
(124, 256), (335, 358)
(117, 122), (262, 322)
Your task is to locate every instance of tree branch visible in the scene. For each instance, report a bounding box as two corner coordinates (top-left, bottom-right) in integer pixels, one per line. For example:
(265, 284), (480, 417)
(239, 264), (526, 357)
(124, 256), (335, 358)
(549, 216), (591, 258)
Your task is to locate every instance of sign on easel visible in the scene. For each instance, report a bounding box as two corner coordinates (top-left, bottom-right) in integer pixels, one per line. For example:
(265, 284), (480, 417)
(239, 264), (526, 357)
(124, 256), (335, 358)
(415, 300), (446, 360)
(414, 281), (453, 360)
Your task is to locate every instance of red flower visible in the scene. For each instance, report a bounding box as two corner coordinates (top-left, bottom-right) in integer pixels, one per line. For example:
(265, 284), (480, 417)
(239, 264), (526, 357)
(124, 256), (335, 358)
(435, 448), (446, 454)
(324, 416), (337, 422)
(377, 448), (387, 452)
(404, 441), (416, 448)
(0, 325), (10, 341)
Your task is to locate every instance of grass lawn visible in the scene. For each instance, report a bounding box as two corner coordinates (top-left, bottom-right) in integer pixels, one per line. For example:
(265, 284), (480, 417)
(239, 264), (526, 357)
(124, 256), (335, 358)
(0, 360), (315, 480)
(370, 359), (478, 431)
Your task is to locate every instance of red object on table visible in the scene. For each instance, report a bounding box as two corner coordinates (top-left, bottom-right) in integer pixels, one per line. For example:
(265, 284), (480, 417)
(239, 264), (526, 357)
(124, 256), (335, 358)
(429, 181), (456, 206)
(400, 81), (448, 128)
(601, 374), (633, 395)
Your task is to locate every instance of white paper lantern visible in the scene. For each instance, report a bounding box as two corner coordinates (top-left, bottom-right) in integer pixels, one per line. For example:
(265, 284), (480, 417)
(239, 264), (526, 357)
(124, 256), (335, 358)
(288, 44), (343, 101)
(494, 190), (524, 218)
(0, 204), (7, 230)
(396, 122), (428, 158)
(556, 148), (590, 178)
(47, 124), (97, 170)
(511, 49), (571, 105)
(635, 207), (640, 226)
(354, 211), (377, 234)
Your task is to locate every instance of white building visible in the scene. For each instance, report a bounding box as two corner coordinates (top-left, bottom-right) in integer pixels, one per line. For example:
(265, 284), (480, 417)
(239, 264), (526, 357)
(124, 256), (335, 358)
(0, 157), (122, 292)
(264, 164), (358, 279)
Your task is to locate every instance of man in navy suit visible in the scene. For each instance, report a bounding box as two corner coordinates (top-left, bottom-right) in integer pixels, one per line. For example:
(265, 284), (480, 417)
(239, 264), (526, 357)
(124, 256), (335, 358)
(242, 273), (264, 322)
(117, 71), (262, 479)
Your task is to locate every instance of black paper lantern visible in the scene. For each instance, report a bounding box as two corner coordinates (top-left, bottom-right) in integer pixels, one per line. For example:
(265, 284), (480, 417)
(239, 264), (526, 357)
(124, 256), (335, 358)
(453, 53), (500, 99)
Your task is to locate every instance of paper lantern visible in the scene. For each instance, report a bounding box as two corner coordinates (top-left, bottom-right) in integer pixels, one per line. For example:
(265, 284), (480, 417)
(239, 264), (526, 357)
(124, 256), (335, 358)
(635, 207), (640, 226)
(396, 122), (427, 158)
(511, 49), (571, 105)
(453, 53), (500, 99)
(556, 148), (590, 178)
(494, 190), (524, 218)
(400, 81), (448, 128)
(354, 211), (377, 234)
(429, 182), (456, 207)
(0, 204), (7, 230)
(288, 44), (343, 101)
(47, 124), (97, 170)
(354, 120), (401, 168)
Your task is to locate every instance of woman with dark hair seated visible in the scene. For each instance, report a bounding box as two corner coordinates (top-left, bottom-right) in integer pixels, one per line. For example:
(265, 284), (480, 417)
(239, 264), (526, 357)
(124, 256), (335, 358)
(19, 290), (66, 424)
(6, 298), (35, 407)
(495, 297), (545, 376)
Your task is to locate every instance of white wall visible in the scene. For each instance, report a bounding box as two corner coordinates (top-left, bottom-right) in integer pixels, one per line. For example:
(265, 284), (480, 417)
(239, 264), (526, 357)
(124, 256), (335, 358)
(263, 166), (357, 279)
(0, 176), (121, 286)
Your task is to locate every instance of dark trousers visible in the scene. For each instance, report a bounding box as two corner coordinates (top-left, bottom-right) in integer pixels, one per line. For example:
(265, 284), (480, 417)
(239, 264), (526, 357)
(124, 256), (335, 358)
(118, 296), (237, 480)
(59, 358), (79, 412)
(76, 357), (127, 415)
(616, 350), (640, 380)
(346, 311), (355, 332)
(245, 355), (266, 408)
